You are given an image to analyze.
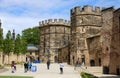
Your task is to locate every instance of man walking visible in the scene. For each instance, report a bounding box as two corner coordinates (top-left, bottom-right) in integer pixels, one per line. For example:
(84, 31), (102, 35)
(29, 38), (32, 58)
(46, 60), (50, 70)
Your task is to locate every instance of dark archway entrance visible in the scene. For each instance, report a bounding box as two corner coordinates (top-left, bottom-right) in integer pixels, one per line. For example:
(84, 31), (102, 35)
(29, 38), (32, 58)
(90, 60), (95, 66)
(116, 66), (120, 75)
(54, 56), (58, 63)
(81, 55), (85, 65)
(103, 66), (109, 74)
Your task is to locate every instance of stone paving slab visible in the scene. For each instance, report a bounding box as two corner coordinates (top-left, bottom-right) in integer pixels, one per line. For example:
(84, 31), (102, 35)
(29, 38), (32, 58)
(0, 63), (81, 78)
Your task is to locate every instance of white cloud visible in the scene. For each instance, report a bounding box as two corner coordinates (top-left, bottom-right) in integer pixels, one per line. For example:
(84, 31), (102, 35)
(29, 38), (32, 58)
(0, 0), (119, 38)
(0, 0), (75, 37)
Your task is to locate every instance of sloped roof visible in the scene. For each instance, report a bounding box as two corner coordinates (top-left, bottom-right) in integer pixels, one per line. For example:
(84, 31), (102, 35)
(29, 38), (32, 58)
(27, 44), (38, 51)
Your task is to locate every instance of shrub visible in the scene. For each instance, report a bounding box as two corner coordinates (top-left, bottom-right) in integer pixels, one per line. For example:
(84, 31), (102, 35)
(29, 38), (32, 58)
(80, 72), (94, 78)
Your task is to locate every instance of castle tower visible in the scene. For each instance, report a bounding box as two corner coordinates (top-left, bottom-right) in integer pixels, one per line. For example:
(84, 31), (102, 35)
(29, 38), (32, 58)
(0, 19), (1, 28)
(70, 5), (102, 65)
(0, 19), (3, 34)
(39, 19), (70, 62)
(12, 29), (15, 40)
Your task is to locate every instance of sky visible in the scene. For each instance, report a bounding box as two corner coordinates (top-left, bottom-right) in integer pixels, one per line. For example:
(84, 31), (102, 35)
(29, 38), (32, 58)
(0, 0), (119, 37)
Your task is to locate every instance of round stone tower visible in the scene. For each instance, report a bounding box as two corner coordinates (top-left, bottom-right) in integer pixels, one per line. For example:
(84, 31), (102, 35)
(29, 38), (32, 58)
(70, 5), (102, 65)
(39, 19), (70, 62)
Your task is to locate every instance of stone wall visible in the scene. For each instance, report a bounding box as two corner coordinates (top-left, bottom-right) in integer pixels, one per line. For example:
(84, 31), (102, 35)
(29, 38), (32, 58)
(87, 35), (102, 66)
(39, 19), (70, 62)
(101, 7), (114, 68)
(109, 8), (120, 75)
(58, 46), (69, 63)
(2, 53), (25, 64)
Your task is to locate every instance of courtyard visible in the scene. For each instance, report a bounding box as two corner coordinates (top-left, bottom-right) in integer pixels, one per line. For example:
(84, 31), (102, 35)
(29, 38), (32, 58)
(0, 63), (80, 78)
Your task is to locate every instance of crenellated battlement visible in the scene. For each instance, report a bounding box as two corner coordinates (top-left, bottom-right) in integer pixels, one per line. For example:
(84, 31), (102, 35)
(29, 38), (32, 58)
(39, 19), (70, 26)
(71, 5), (101, 15)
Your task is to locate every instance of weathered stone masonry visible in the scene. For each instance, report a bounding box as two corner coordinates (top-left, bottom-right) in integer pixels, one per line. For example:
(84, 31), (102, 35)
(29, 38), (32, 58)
(39, 19), (70, 62)
(39, 5), (120, 75)
(70, 6), (102, 66)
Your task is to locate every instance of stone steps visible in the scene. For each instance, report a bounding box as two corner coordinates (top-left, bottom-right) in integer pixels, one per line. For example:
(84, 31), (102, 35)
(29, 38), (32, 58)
(76, 66), (102, 74)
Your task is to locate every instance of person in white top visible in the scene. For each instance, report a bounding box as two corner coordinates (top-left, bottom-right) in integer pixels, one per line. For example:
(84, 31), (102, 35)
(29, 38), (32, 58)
(59, 61), (64, 74)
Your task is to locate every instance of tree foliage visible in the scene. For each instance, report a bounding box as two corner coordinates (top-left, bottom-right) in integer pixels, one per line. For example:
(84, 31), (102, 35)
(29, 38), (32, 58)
(14, 34), (27, 61)
(0, 28), (3, 51)
(22, 26), (40, 45)
(20, 36), (27, 54)
(14, 34), (21, 55)
(3, 30), (13, 55)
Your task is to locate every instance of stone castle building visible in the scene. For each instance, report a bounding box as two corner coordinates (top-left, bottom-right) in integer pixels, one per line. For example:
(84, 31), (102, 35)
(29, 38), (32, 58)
(0, 5), (119, 75)
(39, 5), (120, 75)
(39, 6), (102, 64)
(39, 19), (70, 62)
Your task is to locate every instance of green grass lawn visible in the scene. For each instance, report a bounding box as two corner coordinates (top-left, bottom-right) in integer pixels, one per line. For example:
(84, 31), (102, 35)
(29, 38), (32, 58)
(0, 76), (33, 78)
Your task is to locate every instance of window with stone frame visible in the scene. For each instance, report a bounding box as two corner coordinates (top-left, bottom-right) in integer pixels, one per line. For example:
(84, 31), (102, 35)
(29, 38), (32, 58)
(81, 27), (85, 33)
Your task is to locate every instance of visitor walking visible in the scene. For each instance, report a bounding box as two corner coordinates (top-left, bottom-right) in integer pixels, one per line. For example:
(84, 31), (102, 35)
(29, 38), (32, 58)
(11, 61), (16, 73)
(28, 61), (32, 71)
(59, 61), (64, 74)
(74, 60), (78, 70)
(46, 60), (50, 70)
(24, 62), (28, 73)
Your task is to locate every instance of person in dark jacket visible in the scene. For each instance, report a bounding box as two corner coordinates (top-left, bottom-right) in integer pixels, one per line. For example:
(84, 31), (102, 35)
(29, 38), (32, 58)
(24, 62), (28, 73)
(46, 60), (50, 70)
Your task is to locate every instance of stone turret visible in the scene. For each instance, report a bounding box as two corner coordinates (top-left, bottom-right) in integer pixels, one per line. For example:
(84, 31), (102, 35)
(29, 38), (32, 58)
(71, 5), (102, 27)
(0, 19), (1, 28)
(70, 5), (102, 65)
(12, 29), (15, 40)
(0, 19), (3, 35)
(39, 19), (70, 27)
(71, 5), (101, 15)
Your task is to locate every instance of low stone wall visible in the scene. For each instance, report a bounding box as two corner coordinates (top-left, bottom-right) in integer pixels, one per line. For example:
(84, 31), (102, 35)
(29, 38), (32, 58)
(0, 67), (8, 73)
(96, 75), (120, 78)
(76, 66), (103, 74)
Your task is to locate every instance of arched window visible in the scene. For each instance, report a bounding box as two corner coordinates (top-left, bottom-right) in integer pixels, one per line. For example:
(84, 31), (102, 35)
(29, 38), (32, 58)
(90, 60), (95, 66)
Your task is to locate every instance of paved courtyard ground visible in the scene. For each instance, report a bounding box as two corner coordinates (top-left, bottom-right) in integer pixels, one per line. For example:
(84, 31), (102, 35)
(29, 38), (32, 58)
(0, 63), (81, 78)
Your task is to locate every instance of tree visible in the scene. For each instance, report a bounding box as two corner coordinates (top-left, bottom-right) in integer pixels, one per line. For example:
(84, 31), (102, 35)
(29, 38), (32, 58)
(13, 34), (27, 62)
(14, 34), (21, 61)
(32, 27), (40, 45)
(0, 28), (3, 64)
(22, 26), (40, 45)
(0, 28), (3, 51)
(20, 36), (27, 55)
(3, 30), (13, 64)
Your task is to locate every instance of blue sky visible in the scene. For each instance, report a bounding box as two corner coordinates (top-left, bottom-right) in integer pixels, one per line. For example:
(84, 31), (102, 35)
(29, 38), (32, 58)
(0, 0), (119, 37)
